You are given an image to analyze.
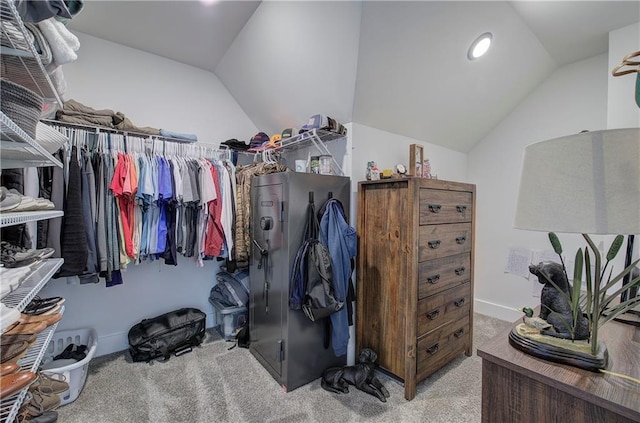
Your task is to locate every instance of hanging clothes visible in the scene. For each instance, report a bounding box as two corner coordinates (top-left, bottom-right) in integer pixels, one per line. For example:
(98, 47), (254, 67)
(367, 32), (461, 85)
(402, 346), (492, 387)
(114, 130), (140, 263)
(78, 148), (99, 284)
(56, 145), (88, 277)
(234, 162), (289, 267)
(319, 198), (357, 357)
(42, 123), (242, 284)
(205, 163), (224, 257)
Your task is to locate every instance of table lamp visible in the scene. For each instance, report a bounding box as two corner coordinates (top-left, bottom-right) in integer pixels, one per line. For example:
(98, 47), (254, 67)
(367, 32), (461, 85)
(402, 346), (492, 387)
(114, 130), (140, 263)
(511, 127), (640, 370)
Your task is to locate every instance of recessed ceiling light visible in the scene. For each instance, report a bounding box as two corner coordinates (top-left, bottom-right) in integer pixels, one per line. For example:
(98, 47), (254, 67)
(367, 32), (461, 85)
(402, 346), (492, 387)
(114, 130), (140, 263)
(468, 32), (492, 60)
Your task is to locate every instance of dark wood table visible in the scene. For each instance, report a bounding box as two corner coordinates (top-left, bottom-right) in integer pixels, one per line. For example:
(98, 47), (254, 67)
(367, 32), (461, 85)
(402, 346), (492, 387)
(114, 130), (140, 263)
(477, 318), (640, 423)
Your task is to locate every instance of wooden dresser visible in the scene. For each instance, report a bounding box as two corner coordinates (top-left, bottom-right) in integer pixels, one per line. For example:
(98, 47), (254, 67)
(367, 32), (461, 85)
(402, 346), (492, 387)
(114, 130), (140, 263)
(356, 178), (475, 400)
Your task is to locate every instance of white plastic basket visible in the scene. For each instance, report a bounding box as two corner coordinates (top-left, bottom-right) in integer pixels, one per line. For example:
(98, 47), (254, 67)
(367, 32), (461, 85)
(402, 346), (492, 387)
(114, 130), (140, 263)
(42, 328), (98, 405)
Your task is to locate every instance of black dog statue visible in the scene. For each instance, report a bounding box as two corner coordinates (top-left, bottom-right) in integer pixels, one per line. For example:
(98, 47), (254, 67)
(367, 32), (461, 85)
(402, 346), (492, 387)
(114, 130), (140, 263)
(529, 261), (589, 340)
(321, 348), (390, 402)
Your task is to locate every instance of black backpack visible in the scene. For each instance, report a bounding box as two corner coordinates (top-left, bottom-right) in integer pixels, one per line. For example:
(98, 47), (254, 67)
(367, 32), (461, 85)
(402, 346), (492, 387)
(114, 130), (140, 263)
(289, 193), (343, 322)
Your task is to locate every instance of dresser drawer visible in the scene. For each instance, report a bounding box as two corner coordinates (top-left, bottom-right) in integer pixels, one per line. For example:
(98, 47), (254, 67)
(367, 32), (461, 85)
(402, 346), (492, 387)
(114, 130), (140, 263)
(417, 283), (471, 337)
(419, 189), (473, 225)
(418, 222), (472, 261)
(416, 318), (470, 381)
(418, 253), (470, 299)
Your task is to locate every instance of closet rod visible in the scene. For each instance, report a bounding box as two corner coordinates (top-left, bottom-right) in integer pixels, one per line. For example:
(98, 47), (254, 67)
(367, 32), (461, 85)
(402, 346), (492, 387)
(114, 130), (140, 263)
(40, 118), (209, 146)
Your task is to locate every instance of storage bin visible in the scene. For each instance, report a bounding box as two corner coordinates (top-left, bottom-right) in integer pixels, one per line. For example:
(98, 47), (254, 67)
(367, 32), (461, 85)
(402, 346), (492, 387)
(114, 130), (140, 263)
(41, 328), (98, 406)
(0, 78), (43, 139)
(209, 298), (247, 341)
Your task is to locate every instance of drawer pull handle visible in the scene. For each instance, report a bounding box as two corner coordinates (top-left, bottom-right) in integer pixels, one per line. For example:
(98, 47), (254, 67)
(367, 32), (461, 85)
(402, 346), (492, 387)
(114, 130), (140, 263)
(454, 266), (465, 276)
(453, 328), (465, 338)
(426, 343), (439, 355)
(454, 298), (465, 307)
(427, 274), (440, 284)
(428, 204), (442, 213)
(427, 309), (440, 320)
(455, 236), (466, 244)
(456, 205), (467, 214)
(428, 240), (441, 249)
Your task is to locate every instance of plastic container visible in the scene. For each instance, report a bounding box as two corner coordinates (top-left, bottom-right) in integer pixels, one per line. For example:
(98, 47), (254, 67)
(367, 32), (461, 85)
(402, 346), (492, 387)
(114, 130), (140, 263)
(209, 298), (247, 341)
(319, 155), (332, 175)
(42, 328), (98, 406)
(310, 156), (320, 174)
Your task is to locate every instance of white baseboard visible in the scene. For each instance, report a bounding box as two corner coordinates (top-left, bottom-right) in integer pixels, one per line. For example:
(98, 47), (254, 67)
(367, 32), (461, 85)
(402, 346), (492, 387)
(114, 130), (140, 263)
(95, 311), (217, 357)
(474, 299), (520, 322)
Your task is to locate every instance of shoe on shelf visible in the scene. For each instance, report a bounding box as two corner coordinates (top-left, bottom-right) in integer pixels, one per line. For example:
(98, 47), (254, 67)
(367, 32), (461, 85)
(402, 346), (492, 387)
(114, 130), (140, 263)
(0, 362), (20, 376)
(0, 370), (36, 398)
(19, 313), (62, 328)
(1, 242), (55, 268)
(0, 188), (21, 211)
(19, 389), (61, 418)
(29, 372), (69, 395)
(17, 410), (58, 423)
(1, 333), (38, 347)
(6, 189), (55, 212)
(23, 297), (64, 316)
(23, 303), (62, 317)
(1, 256), (40, 269)
(3, 320), (48, 336)
(0, 340), (30, 363)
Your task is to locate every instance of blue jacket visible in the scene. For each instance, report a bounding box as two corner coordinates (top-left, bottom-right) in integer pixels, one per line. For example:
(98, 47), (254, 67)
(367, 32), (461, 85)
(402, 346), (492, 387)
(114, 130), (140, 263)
(320, 199), (356, 357)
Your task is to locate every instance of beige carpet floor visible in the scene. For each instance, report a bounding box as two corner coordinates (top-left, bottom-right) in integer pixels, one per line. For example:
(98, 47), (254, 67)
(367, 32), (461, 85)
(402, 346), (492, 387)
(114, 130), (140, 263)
(56, 313), (512, 423)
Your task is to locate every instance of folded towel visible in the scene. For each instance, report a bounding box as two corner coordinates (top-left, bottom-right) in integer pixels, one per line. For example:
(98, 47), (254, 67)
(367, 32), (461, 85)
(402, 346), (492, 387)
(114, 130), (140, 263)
(51, 18), (80, 52)
(24, 23), (53, 66)
(159, 129), (198, 142)
(37, 17), (77, 66)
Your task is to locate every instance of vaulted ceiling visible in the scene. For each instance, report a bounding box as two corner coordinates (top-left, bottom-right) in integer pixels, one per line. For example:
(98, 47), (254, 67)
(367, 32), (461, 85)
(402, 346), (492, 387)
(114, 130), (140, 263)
(67, 1), (640, 153)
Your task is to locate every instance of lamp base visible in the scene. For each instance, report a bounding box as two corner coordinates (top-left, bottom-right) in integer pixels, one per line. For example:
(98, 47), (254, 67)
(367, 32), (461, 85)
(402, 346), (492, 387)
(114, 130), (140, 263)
(508, 324), (608, 371)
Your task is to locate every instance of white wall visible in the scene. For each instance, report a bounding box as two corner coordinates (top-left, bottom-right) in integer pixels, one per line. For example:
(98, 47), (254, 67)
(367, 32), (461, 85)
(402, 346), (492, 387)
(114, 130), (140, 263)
(38, 32), (258, 356)
(607, 22), (640, 129)
(468, 53), (609, 321)
(215, 0), (361, 135)
(59, 32), (258, 144)
(350, 123), (469, 186)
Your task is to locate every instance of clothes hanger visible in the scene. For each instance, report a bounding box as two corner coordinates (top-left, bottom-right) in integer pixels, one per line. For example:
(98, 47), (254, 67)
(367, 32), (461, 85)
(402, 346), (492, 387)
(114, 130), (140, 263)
(611, 50), (640, 77)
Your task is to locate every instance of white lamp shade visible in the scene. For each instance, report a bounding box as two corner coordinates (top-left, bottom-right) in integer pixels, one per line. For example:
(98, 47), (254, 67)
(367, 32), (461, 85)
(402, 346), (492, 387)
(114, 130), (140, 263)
(514, 128), (640, 235)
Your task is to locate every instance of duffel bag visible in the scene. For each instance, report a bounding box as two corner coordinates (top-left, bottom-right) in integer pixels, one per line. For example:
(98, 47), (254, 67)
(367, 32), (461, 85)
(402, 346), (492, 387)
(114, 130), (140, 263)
(128, 307), (206, 362)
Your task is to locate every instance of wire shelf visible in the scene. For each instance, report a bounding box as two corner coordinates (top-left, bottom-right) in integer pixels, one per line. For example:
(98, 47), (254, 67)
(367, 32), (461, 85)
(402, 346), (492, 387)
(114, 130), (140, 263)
(1, 259), (64, 311)
(0, 0), (62, 104)
(0, 312), (63, 423)
(0, 210), (63, 228)
(276, 128), (347, 175)
(1, 112), (63, 168)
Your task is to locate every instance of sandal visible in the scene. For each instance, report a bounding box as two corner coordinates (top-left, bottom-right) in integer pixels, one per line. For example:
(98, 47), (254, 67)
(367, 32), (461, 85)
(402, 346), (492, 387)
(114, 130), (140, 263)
(23, 297), (64, 316)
